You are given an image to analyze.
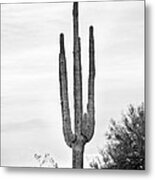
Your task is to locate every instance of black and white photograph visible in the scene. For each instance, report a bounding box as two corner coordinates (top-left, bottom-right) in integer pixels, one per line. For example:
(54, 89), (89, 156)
(1, 0), (145, 169)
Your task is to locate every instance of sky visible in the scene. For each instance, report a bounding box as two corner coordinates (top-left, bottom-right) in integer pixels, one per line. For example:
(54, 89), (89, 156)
(1, 0), (144, 168)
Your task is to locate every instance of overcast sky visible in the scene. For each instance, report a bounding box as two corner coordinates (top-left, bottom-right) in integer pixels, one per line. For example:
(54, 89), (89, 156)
(1, 0), (144, 168)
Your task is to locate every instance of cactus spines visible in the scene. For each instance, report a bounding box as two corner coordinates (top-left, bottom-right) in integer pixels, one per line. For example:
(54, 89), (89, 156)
(59, 2), (95, 168)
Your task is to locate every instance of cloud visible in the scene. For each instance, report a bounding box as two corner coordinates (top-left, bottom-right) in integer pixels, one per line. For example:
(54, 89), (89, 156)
(2, 119), (50, 133)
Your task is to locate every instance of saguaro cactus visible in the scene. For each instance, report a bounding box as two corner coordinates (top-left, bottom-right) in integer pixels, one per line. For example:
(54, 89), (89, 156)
(59, 2), (95, 168)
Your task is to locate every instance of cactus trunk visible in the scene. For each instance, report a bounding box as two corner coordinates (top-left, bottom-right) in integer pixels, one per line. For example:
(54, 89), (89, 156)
(59, 2), (95, 169)
(72, 138), (84, 168)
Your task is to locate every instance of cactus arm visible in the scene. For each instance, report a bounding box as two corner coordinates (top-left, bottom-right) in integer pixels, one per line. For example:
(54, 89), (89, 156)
(82, 26), (95, 142)
(88, 26), (95, 130)
(59, 33), (75, 148)
(73, 2), (83, 136)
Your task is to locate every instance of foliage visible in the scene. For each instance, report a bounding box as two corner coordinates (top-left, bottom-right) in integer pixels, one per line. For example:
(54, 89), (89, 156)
(90, 103), (145, 170)
(34, 153), (58, 168)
